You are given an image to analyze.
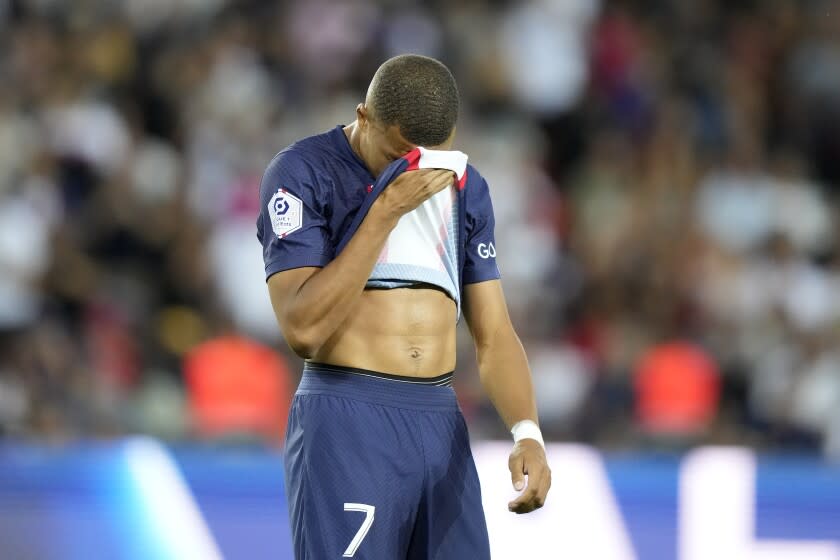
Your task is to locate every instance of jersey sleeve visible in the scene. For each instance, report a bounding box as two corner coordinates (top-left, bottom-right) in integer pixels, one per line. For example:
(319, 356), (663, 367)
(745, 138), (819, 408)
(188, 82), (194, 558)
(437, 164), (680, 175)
(462, 173), (501, 285)
(257, 150), (334, 280)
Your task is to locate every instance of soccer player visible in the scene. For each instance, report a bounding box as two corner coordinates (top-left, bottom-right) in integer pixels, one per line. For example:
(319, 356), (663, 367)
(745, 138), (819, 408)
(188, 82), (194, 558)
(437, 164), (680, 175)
(257, 55), (550, 559)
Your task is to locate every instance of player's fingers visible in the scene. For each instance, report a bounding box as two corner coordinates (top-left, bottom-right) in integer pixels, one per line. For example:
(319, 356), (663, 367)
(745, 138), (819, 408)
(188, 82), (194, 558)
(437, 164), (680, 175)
(528, 465), (551, 509)
(508, 469), (539, 512)
(507, 482), (538, 513)
(508, 462), (547, 513)
(439, 169), (458, 184)
(531, 467), (551, 510)
(398, 170), (455, 212)
(428, 169), (456, 185)
(543, 464), (552, 495)
(395, 169), (445, 191)
(535, 471), (551, 508)
(403, 168), (448, 181)
(508, 453), (526, 492)
(524, 464), (547, 510)
(424, 170), (456, 195)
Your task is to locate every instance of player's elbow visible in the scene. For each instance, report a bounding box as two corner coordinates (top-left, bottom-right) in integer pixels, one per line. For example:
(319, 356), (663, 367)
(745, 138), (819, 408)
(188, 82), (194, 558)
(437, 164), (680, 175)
(281, 320), (327, 359)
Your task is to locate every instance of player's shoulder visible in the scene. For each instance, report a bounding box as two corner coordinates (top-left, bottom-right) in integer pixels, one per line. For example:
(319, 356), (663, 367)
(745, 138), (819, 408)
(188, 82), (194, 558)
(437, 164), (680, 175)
(464, 163), (487, 186)
(463, 163), (491, 199)
(265, 130), (337, 176)
(261, 128), (346, 194)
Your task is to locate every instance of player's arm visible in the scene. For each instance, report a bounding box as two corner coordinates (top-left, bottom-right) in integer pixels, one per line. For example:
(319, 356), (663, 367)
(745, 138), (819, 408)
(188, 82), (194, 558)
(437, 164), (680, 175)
(463, 281), (551, 514)
(461, 173), (550, 514)
(265, 167), (456, 358)
(267, 216), (390, 357)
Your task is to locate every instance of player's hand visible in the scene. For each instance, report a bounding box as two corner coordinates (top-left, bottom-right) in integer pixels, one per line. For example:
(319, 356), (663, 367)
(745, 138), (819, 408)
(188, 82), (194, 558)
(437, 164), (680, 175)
(373, 169), (456, 222)
(507, 439), (551, 514)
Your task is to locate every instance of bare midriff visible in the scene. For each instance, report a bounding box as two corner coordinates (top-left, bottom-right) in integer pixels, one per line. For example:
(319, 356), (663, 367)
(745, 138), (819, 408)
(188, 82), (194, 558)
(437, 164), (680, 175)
(312, 286), (457, 377)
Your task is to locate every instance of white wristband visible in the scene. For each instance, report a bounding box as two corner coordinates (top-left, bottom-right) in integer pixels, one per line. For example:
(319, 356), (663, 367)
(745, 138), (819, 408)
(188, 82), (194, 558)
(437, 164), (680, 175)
(511, 420), (545, 449)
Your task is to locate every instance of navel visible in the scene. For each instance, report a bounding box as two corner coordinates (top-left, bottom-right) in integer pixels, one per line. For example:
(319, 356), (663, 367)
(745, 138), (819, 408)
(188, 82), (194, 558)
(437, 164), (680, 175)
(409, 347), (423, 360)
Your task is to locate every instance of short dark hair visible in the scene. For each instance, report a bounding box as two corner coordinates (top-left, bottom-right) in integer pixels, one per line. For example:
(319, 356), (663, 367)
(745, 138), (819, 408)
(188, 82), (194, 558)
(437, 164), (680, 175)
(367, 55), (459, 146)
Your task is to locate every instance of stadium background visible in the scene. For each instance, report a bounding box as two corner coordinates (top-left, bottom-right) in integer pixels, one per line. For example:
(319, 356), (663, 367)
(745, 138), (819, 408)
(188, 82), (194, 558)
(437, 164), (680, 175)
(0, 0), (839, 558)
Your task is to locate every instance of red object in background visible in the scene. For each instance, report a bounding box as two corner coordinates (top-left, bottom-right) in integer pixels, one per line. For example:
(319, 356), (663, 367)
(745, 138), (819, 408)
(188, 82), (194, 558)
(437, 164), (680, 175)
(634, 342), (721, 435)
(184, 336), (293, 442)
(590, 10), (642, 96)
(86, 301), (139, 389)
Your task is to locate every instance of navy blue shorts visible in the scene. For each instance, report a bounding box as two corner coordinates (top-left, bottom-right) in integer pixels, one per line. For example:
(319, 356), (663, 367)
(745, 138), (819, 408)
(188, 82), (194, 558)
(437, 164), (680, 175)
(284, 363), (490, 559)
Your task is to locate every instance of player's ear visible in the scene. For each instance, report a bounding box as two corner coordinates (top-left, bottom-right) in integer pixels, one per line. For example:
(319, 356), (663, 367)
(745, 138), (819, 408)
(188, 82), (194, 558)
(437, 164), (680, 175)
(356, 104), (369, 128)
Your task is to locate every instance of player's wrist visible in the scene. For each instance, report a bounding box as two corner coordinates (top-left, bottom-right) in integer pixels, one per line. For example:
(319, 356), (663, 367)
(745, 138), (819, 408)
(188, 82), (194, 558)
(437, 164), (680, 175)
(511, 419), (545, 449)
(369, 198), (401, 229)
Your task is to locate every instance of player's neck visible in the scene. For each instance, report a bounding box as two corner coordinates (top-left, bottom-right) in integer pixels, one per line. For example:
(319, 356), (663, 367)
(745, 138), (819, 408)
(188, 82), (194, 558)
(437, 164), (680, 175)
(343, 122), (371, 173)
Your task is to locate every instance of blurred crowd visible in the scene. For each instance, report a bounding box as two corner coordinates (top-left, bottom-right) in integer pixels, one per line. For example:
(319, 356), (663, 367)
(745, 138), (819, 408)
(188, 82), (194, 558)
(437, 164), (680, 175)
(0, 0), (839, 457)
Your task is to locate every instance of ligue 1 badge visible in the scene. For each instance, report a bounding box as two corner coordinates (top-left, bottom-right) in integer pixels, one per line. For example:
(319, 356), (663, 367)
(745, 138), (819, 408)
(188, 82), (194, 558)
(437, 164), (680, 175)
(268, 188), (303, 238)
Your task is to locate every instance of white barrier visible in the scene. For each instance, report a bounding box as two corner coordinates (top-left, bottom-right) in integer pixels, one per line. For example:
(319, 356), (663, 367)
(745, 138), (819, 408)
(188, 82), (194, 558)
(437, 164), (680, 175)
(472, 443), (840, 560)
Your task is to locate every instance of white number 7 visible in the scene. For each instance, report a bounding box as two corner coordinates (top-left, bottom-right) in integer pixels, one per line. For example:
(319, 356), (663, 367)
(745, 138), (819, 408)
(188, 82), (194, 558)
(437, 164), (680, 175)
(342, 503), (375, 557)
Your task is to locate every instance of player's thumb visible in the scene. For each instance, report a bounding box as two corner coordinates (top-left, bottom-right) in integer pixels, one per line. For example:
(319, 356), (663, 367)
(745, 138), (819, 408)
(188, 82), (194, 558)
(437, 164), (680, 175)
(509, 455), (525, 491)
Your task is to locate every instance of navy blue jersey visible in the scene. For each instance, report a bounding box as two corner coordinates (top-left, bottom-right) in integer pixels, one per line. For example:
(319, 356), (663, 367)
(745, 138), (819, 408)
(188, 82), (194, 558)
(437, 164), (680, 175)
(256, 125), (500, 305)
